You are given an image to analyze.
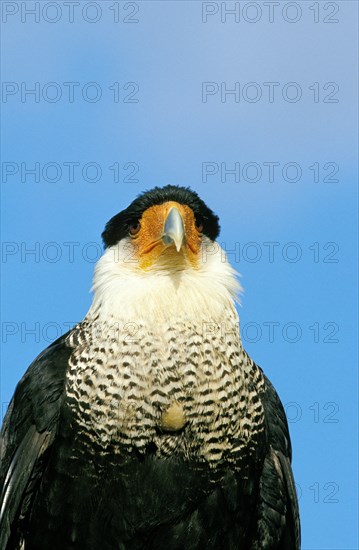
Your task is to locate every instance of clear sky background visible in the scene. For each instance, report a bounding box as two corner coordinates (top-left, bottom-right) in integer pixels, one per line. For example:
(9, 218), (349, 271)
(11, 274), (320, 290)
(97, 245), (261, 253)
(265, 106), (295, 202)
(1, 2), (358, 548)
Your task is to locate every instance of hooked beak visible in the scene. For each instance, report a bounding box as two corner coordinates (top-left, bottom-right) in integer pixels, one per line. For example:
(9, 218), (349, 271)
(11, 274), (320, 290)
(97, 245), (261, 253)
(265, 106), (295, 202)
(162, 207), (185, 252)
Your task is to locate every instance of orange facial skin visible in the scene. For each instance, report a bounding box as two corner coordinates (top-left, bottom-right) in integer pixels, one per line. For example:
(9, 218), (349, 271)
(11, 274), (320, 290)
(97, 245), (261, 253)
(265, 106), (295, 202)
(129, 201), (202, 270)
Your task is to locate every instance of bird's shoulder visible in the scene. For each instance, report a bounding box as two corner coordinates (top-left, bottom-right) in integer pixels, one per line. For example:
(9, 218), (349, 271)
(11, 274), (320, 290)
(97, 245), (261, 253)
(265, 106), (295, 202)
(0, 330), (75, 549)
(246, 356), (300, 549)
(259, 368), (292, 459)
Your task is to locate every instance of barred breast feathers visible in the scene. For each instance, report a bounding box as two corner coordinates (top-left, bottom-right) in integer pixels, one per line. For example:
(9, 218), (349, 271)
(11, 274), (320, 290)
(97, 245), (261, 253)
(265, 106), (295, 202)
(65, 237), (266, 464)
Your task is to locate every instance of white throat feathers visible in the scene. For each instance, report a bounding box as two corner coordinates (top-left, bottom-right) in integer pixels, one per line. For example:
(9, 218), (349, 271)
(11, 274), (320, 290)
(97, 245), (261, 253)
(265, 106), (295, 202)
(88, 236), (242, 324)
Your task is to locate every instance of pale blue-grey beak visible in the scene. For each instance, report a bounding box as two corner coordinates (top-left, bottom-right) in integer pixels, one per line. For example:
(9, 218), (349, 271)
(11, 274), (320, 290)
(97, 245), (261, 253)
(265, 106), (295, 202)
(162, 207), (185, 252)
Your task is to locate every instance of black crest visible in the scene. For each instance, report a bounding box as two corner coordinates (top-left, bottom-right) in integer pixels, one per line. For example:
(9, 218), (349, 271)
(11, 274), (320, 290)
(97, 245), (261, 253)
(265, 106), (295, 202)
(102, 185), (220, 248)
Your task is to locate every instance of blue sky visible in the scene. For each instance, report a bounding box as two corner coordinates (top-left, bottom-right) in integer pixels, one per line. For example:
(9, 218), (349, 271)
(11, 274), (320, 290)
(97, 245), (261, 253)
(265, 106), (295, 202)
(1, 2), (358, 548)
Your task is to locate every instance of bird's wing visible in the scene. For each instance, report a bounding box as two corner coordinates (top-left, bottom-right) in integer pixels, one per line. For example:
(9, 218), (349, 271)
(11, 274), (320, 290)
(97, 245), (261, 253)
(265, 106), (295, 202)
(255, 370), (301, 550)
(0, 331), (74, 549)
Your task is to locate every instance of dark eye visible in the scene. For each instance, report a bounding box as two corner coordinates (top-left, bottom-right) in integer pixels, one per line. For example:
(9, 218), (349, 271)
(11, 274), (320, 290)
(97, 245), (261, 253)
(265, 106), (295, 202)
(129, 221), (141, 236)
(195, 219), (204, 233)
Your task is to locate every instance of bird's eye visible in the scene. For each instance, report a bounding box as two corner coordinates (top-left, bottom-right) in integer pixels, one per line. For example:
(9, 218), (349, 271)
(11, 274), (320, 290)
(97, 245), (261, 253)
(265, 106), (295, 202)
(195, 219), (204, 233)
(129, 222), (141, 236)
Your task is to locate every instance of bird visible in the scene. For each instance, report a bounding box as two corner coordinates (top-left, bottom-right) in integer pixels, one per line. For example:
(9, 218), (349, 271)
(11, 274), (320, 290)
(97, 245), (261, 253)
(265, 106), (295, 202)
(0, 185), (300, 549)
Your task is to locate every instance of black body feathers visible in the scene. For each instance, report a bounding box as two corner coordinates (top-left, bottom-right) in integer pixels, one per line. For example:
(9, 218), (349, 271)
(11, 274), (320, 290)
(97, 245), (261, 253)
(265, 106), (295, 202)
(0, 338), (300, 549)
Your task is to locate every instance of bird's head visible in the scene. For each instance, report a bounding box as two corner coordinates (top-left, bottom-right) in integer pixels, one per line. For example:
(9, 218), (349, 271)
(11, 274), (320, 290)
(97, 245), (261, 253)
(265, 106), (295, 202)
(101, 185), (220, 271)
(91, 185), (240, 319)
